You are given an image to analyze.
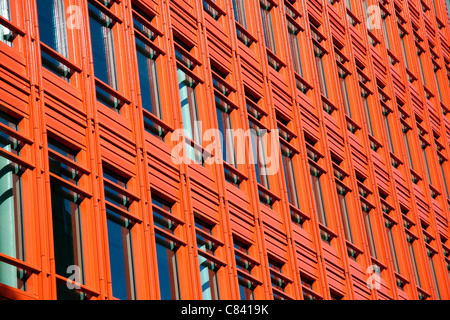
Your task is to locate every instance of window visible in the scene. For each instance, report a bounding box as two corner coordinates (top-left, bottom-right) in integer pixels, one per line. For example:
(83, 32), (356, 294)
(446, 0), (450, 19)
(203, 0), (225, 20)
(195, 216), (221, 300)
(133, 5), (165, 139)
(103, 166), (136, 300)
(214, 77), (236, 167)
(334, 160), (353, 243)
(278, 116), (300, 215)
(434, 67), (442, 102)
(362, 210), (377, 258)
(381, 13), (391, 51)
(402, 124), (414, 170)
(338, 67), (352, 118)
(88, 2), (120, 110)
(249, 119), (270, 189)
(232, 0), (247, 27)
(152, 194), (181, 300)
(48, 138), (86, 300)
(37, 0), (74, 81)
(359, 180), (377, 259)
(281, 146), (299, 209)
(382, 108), (395, 153)
(0, 0), (13, 46)
(438, 155), (449, 199)
(314, 43), (328, 98)
(233, 238), (258, 300)
(361, 89), (374, 136)
(406, 235), (421, 288)
(286, 15), (303, 76)
(427, 250), (441, 299)
(399, 30), (409, 69)
(0, 110), (25, 290)
(300, 274), (317, 300)
(420, 141), (433, 185)
(260, 0), (276, 53)
(175, 37), (202, 162)
(417, 47), (427, 85)
(268, 258), (288, 300)
(310, 165), (327, 227)
(385, 219), (400, 273)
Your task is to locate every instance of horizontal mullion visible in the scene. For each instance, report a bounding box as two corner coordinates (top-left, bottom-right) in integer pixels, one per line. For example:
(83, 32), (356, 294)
(95, 78), (131, 104)
(0, 148), (34, 169)
(152, 204), (185, 225)
(176, 62), (204, 84)
(280, 138), (300, 155)
(235, 22), (258, 44)
(0, 122), (33, 145)
(203, 0), (227, 16)
(184, 136), (213, 158)
(174, 42), (202, 67)
(48, 149), (90, 176)
(105, 201), (143, 223)
(135, 31), (166, 56)
(197, 249), (227, 267)
(54, 274), (100, 297)
(211, 70), (236, 92)
(236, 268), (263, 286)
(154, 226), (187, 246)
(195, 227), (225, 247)
(40, 42), (82, 74)
(49, 172), (92, 199)
(223, 161), (248, 181)
(142, 109), (174, 133)
(132, 11), (163, 37)
(234, 250), (260, 267)
(257, 183), (280, 202)
(91, 0), (123, 23)
(0, 252), (41, 275)
(271, 286), (294, 300)
(0, 15), (25, 36)
(214, 88), (239, 110)
(103, 179), (140, 202)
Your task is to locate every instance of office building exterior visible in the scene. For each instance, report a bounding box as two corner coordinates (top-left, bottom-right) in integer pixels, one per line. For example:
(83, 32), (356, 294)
(0, 0), (450, 300)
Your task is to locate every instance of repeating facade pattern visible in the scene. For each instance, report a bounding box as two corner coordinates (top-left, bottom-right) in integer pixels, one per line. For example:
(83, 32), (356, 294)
(0, 0), (450, 300)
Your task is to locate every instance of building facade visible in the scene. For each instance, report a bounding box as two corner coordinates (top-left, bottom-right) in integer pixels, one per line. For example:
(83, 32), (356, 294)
(0, 0), (450, 300)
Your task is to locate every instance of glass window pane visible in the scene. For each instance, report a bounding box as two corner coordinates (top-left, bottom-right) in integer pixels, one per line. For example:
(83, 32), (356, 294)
(363, 211), (377, 258)
(260, 1), (276, 53)
(135, 37), (161, 117)
(50, 183), (84, 280)
(238, 275), (255, 300)
(0, 154), (24, 290)
(232, 0), (247, 27)
(106, 209), (135, 300)
(0, 0), (13, 46)
(155, 234), (180, 300)
(89, 3), (117, 89)
(198, 254), (220, 300)
(37, 0), (68, 57)
(282, 153), (299, 208)
(310, 171), (327, 226)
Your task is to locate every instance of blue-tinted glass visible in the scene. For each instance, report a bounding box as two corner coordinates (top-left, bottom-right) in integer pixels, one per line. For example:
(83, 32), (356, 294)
(48, 137), (76, 160)
(37, 0), (68, 56)
(51, 183), (83, 279)
(155, 234), (180, 300)
(107, 209), (135, 300)
(238, 275), (255, 300)
(135, 37), (161, 116)
(89, 3), (117, 88)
